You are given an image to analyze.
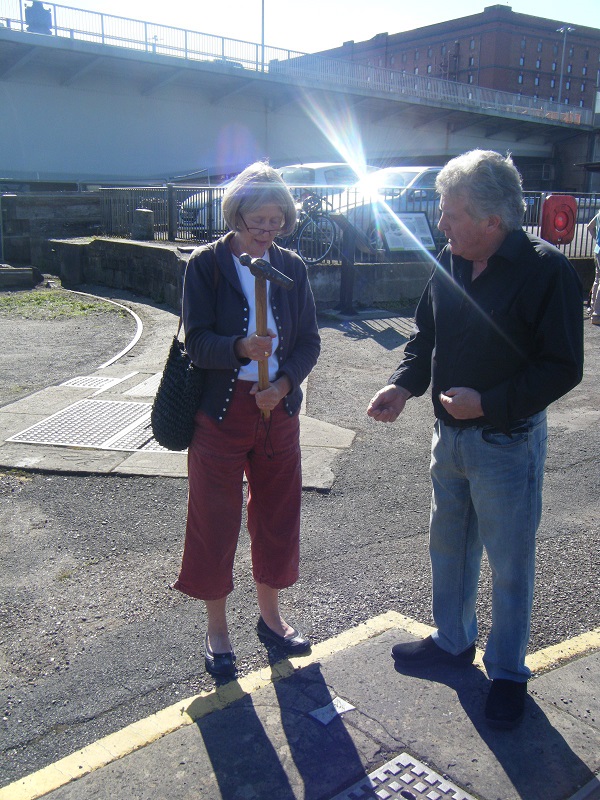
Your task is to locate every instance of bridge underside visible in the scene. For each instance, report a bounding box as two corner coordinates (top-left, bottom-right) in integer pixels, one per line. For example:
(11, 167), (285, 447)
(0, 29), (597, 190)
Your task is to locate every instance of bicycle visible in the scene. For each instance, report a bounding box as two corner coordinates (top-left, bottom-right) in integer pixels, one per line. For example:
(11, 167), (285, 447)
(277, 193), (337, 265)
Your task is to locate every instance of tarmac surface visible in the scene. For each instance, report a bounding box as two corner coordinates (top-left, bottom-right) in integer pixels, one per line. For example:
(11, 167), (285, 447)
(0, 286), (599, 800)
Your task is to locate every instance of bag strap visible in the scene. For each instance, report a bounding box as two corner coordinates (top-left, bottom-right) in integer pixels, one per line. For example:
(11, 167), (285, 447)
(178, 246), (220, 339)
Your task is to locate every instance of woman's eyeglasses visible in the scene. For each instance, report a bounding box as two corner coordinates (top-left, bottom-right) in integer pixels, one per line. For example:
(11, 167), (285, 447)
(240, 215), (285, 236)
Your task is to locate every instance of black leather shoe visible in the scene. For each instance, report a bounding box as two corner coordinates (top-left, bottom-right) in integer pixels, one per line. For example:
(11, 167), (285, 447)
(485, 679), (527, 729)
(204, 634), (236, 677)
(391, 635), (476, 667)
(256, 616), (311, 654)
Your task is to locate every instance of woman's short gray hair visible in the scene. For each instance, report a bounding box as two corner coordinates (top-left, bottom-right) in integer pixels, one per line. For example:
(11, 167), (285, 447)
(435, 149), (526, 231)
(222, 161), (297, 236)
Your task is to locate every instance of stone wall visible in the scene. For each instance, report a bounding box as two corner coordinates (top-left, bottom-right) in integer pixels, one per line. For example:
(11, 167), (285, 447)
(39, 236), (596, 309)
(0, 193), (102, 265)
(43, 238), (186, 310)
(41, 237), (431, 309)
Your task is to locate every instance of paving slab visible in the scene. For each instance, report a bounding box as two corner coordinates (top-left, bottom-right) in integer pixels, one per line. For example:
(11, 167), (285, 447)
(5, 620), (598, 800)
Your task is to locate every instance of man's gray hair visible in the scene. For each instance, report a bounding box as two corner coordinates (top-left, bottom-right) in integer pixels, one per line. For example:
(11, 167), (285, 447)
(222, 161), (297, 236)
(435, 150), (526, 231)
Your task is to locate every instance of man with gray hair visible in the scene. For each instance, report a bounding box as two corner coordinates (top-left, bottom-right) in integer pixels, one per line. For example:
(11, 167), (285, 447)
(368, 149), (583, 729)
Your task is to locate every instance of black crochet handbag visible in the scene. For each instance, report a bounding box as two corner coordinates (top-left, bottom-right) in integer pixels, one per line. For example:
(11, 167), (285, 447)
(150, 318), (205, 451)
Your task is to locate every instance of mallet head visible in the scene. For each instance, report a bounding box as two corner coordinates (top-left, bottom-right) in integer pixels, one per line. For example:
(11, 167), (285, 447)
(239, 254), (294, 291)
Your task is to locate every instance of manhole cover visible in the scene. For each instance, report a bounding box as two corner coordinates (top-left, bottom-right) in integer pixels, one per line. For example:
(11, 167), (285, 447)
(331, 753), (476, 800)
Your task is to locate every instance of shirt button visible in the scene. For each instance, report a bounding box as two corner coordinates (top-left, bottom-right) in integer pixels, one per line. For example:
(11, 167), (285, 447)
(225, 398), (230, 403)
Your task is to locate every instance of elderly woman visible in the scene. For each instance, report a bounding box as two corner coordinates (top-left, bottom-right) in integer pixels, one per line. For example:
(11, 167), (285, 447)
(172, 162), (321, 677)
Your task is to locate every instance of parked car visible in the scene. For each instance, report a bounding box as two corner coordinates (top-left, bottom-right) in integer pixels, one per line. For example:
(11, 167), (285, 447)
(177, 179), (233, 239)
(276, 162), (376, 192)
(340, 166), (443, 254)
(178, 163), (376, 239)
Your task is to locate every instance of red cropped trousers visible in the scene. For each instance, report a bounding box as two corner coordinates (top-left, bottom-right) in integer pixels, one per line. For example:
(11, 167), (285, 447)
(173, 380), (302, 601)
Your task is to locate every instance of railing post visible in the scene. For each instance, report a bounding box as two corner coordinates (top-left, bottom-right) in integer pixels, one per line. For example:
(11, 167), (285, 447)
(167, 184), (177, 242)
(338, 225), (357, 316)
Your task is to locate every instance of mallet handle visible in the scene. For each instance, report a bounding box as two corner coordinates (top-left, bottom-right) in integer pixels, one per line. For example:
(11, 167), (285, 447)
(254, 275), (270, 420)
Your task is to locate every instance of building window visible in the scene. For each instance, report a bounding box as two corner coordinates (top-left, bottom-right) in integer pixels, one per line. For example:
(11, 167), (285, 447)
(414, 49), (419, 60)
(568, 46), (574, 57)
(581, 82), (585, 92)
(521, 37), (526, 49)
(536, 59), (541, 68)
(468, 56), (474, 66)
(402, 53), (407, 63)
(584, 49), (589, 59)
(427, 64), (432, 74)
(534, 75), (540, 86)
(427, 47), (432, 57)
(414, 67), (418, 74)
(468, 74), (473, 84)
(518, 73), (523, 84)
(550, 78), (555, 88)
(582, 66), (587, 76)
(552, 62), (557, 71)
(580, 99), (585, 107)
(565, 80), (570, 90)
(519, 56), (525, 66)
(564, 98), (569, 104)
(390, 56), (395, 66)
(533, 94), (538, 101)
(553, 44), (558, 56)
(470, 38), (475, 50)
(550, 95), (554, 102)
(567, 64), (572, 74)
(441, 44), (446, 55)
(537, 41), (543, 53)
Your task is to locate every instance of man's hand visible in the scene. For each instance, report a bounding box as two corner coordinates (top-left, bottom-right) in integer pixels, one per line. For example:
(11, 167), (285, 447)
(439, 387), (484, 419)
(367, 385), (411, 423)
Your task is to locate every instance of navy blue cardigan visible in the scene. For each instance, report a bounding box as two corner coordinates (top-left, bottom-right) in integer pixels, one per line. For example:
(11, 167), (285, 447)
(182, 232), (321, 421)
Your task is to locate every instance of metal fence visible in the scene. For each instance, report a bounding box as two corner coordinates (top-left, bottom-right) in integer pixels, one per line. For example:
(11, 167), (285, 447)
(100, 185), (599, 262)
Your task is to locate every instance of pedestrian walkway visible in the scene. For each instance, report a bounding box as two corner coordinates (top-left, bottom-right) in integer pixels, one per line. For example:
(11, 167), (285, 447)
(1, 290), (599, 800)
(0, 291), (354, 489)
(1, 612), (599, 800)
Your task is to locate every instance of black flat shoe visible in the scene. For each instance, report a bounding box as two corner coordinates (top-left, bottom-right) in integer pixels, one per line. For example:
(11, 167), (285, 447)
(256, 616), (311, 654)
(204, 634), (236, 677)
(391, 635), (476, 667)
(485, 679), (527, 729)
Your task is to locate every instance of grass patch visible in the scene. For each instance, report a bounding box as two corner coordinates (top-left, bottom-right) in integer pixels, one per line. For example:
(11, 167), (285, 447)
(0, 289), (126, 320)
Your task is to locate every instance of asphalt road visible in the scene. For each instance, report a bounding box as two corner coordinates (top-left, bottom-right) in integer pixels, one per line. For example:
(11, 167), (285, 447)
(0, 295), (598, 788)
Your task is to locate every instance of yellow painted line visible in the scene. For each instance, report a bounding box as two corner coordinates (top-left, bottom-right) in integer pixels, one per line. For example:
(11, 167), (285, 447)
(527, 626), (600, 674)
(2, 612), (599, 800)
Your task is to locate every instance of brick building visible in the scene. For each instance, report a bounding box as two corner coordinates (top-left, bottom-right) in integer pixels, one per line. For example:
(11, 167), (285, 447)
(318, 5), (600, 113)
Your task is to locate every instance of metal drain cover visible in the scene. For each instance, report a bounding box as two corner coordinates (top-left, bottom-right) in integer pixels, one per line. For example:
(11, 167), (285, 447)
(61, 375), (123, 390)
(8, 399), (154, 450)
(331, 753), (476, 800)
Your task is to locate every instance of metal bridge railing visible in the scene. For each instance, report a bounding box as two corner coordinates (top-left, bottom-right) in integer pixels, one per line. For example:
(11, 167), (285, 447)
(1, 1), (593, 126)
(0, 0), (305, 71)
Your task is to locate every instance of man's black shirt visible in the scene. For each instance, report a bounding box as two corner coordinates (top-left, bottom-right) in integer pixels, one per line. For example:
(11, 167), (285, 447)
(390, 229), (584, 432)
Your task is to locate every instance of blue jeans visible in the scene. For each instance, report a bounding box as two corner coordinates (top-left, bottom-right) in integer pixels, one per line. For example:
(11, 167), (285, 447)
(429, 411), (548, 681)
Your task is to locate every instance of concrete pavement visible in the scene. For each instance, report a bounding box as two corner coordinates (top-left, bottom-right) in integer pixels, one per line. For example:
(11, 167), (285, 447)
(0, 291), (599, 800)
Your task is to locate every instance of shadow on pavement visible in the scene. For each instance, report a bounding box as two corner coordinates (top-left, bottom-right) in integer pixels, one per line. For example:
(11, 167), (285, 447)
(393, 661), (597, 800)
(195, 653), (367, 800)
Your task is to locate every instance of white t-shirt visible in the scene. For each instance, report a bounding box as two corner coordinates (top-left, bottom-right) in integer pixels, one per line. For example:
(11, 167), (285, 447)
(233, 252), (279, 382)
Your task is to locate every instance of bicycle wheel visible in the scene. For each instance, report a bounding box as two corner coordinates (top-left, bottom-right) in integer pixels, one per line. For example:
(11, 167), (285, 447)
(296, 214), (336, 265)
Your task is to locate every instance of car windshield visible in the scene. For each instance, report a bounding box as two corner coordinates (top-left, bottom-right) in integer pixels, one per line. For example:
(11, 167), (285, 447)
(366, 169), (423, 190)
